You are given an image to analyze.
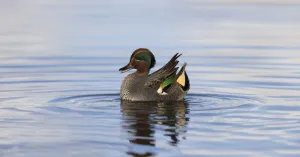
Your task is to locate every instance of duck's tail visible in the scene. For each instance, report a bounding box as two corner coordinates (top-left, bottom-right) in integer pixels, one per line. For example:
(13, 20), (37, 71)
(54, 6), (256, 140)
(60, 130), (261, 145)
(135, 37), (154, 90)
(176, 63), (190, 91)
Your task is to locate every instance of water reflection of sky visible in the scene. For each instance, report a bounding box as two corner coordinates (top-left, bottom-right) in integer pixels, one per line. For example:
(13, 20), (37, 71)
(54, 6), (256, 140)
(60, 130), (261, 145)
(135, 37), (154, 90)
(1, 0), (300, 57)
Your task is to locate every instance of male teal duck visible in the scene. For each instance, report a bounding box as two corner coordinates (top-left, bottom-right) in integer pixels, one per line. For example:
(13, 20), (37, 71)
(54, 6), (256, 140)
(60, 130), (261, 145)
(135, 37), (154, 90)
(119, 48), (190, 101)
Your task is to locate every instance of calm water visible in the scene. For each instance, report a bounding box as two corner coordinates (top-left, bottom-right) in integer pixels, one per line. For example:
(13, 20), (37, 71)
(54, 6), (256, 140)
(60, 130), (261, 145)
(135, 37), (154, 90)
(1, 1), (300, 157)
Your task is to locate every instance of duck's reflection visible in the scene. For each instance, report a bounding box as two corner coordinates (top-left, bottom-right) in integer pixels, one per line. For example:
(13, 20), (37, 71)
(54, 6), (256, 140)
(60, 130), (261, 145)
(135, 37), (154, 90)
(121, 100), (190, 157)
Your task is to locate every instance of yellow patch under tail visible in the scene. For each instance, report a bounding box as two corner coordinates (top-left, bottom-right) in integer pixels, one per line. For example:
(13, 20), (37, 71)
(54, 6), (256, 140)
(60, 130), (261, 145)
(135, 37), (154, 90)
(177, 70), (186, 86)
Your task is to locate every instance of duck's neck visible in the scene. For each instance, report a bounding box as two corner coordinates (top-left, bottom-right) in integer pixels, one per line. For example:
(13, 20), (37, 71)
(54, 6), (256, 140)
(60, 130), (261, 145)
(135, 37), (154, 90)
(135, 69), (149, 76)
(135, 61), (150, 76)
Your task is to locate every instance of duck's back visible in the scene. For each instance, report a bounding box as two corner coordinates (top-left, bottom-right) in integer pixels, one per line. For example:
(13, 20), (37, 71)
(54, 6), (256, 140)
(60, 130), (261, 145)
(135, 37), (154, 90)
(120, 73), (188, 101)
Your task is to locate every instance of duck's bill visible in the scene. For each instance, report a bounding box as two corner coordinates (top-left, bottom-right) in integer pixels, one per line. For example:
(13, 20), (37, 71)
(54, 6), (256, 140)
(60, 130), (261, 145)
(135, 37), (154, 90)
(119, 63), (133, 73)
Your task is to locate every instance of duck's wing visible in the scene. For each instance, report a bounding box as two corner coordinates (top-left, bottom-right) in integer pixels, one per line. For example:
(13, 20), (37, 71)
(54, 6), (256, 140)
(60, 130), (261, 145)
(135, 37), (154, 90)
(158, 63), (190, 95)
(144, 53), (182, 88)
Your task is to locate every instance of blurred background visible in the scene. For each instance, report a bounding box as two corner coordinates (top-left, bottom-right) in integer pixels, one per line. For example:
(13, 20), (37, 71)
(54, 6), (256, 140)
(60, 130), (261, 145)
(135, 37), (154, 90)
(0, 0), (300, 157)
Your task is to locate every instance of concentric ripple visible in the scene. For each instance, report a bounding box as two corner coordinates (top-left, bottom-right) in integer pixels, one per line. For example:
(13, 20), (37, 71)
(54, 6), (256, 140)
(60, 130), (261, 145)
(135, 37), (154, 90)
(36, 93), (292, 157)
(45, 93), (261, 116)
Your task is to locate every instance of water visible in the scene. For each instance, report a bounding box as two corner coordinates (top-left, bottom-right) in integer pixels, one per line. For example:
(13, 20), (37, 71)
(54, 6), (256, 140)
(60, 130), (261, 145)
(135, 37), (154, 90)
(1, 1), (300, 157)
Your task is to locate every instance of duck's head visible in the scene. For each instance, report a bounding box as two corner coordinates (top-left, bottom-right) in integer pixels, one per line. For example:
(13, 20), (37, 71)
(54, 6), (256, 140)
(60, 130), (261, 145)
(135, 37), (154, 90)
(119, 48), (156, 73)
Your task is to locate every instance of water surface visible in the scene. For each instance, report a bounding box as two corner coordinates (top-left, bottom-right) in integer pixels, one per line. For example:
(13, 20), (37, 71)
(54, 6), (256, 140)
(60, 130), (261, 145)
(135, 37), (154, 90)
(1, 1), (300, 157)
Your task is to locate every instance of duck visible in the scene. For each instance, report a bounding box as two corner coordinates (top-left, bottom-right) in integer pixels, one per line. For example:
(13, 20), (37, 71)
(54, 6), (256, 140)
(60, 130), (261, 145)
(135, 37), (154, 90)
(119, 48), (190, 101)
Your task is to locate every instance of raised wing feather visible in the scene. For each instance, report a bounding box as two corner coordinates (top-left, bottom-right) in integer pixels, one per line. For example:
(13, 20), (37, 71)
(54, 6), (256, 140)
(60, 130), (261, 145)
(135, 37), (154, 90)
(144, 53), (182, 88)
